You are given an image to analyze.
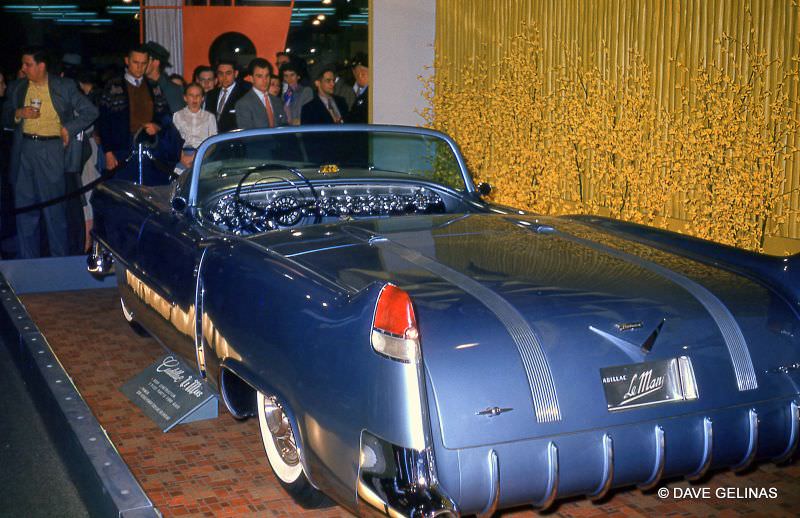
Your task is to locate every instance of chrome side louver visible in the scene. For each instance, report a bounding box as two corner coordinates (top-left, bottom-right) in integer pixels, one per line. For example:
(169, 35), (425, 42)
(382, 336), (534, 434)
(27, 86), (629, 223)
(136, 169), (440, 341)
(476, 450), (499, 518)
(476, 442), (560, 515)
(532, 442), (559, 510)
(589, 434), (614, 501)
(638, 425), (665, 491)
(732, 409), (759, 472)
(774, 401), (800, 464)
(686, 417), (713, 481)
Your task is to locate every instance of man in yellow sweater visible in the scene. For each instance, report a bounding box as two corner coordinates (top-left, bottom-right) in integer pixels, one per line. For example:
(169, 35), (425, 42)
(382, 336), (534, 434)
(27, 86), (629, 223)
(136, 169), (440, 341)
(1, 46), (98, 258)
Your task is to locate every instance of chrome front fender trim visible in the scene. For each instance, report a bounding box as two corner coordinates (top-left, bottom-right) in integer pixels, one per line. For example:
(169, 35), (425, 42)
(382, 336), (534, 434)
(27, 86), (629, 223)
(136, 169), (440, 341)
(638, 425), (665, 491)
(589, 433), (614, 501)
(686, 417), (713, 481)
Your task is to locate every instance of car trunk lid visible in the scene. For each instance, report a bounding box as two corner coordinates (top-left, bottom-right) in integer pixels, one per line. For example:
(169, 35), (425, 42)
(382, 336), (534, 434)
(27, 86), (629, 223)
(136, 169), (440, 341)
(255, 214), (800, 448)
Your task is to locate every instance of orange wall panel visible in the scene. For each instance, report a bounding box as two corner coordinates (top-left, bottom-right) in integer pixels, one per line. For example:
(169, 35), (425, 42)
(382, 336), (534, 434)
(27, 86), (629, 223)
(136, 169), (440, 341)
(182, 6), (293, 79)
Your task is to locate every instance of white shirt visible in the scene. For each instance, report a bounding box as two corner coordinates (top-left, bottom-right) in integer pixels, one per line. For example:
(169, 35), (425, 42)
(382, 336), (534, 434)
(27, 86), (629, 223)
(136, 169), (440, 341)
(173, 107), (217, 149)
(124, 71), (143, 87)
(253, 88), (268, 105)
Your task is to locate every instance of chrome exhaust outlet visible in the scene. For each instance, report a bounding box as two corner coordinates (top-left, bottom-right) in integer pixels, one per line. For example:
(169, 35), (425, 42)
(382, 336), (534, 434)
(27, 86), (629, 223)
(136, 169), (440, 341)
(87, 241), (114, 278)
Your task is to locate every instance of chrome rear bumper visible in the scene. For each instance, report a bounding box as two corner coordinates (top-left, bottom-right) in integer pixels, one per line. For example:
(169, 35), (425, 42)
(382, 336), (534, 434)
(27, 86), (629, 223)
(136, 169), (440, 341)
(357, 431), (458, 518)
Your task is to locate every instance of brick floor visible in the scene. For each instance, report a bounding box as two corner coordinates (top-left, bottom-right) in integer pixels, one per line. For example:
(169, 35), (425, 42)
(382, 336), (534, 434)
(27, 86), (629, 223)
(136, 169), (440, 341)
(21, 288), (800, 517)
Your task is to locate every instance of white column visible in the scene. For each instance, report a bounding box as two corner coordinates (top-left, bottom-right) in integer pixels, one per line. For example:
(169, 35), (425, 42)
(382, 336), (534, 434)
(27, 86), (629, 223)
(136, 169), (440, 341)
(370, 0), (436, 126)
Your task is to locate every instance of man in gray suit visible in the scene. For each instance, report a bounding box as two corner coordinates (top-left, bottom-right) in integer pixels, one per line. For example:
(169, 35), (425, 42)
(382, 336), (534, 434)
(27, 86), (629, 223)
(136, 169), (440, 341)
(235, 58), (287, 130)
(1, 46), (98, 258)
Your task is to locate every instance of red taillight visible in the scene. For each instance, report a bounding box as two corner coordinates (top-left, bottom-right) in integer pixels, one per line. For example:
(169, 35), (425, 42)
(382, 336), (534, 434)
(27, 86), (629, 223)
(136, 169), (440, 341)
(371, 284), (420, 362)
(373, 284), (417, 338)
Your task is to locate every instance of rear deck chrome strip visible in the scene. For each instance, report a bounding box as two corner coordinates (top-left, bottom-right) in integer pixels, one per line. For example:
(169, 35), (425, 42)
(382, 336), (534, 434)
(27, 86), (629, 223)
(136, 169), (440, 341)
(370, 236), (562, 423)
(532, 442), (559, 510)
(589, 434), (614, 501)
(774, 401), (800, 464)
(638, 425), (665, 490)
(686, 417), (713, 481)
(476, 449), (499, 518)
(733, 409), (759, 472)
(557, 229), (758, 391)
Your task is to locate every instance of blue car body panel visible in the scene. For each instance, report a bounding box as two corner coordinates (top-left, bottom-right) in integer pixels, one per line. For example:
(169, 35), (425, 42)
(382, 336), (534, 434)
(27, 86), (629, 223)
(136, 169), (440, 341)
(90, 125), (800, 516)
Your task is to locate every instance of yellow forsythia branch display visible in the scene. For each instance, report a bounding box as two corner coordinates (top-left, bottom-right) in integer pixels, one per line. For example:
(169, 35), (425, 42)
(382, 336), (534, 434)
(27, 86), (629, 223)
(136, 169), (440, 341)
(421, 25), (800, 252)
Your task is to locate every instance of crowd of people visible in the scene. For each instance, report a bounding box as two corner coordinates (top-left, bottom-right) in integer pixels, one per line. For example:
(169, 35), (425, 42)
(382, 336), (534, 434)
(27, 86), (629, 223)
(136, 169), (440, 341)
(0, 42), (371, 259)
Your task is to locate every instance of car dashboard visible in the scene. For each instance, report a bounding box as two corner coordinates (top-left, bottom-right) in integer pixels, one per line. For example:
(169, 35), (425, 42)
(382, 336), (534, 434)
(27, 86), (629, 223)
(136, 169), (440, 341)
(202, 182), (450, 235)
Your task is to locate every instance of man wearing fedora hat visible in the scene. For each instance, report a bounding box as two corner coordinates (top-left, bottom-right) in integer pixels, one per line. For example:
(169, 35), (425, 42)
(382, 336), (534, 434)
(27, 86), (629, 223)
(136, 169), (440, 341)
(143, 41), (185, 113)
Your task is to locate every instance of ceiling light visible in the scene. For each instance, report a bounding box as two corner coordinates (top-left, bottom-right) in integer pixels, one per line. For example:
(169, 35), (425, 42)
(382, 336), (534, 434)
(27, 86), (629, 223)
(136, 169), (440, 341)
(312, 19), (320, 25)
(310, 48), (316, 53)
(316, 14), (325, 20)
(322, 0), (332, 4)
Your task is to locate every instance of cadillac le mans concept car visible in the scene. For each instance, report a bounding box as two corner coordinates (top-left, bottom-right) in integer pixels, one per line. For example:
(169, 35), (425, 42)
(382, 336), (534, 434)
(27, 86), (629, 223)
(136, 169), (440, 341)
(89, 125), (800, 517)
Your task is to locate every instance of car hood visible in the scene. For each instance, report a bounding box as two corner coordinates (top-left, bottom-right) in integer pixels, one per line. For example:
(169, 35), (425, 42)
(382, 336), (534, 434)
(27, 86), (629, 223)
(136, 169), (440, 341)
(251, 214), (800, 449)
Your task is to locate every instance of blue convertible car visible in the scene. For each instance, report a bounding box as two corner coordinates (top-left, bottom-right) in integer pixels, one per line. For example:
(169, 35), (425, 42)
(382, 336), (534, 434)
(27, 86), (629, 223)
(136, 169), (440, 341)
(89, 125), (800, 517)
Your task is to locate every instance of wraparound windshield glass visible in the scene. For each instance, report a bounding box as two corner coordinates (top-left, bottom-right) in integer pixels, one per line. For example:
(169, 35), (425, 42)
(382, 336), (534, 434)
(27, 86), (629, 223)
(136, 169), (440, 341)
(197, 130), (465, 202)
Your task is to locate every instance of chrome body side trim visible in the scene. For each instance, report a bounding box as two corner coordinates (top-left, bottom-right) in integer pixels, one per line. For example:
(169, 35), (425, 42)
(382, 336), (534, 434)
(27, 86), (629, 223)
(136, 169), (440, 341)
(686, 417), (713, 481)
(733, 409), (759, 472)
(589, 434), (614, 501)
(638, 425), (665, 490)
(476, 449), (499, 518)
(532, 442), (559, 510)
(774, 401), (800, 464)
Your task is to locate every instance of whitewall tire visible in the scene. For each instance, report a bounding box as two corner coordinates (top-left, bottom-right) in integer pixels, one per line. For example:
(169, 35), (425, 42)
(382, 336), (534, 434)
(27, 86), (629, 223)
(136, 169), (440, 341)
(256, 390), (329, 507)
(257, 391), (303, 483)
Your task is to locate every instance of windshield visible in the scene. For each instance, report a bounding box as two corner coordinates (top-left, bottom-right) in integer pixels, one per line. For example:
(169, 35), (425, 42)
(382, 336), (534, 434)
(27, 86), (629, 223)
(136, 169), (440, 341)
(196, 129), (465, 202)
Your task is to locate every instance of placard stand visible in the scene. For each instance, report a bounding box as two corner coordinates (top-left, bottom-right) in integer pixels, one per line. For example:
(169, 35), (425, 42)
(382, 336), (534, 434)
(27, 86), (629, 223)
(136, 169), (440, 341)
(121, 354), (218, 432)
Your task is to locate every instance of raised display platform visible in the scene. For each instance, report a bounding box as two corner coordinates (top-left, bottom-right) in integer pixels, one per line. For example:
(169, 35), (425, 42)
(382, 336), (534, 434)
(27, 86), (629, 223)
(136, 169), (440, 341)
(5, 275), (800, 516)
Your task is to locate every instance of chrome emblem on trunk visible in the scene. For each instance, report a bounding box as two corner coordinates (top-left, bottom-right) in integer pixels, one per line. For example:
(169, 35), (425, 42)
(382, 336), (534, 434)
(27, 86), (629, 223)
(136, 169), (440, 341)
(615, 321), (643, 332)
(591, 319), (667, 360)
(476, 406), (513, 417)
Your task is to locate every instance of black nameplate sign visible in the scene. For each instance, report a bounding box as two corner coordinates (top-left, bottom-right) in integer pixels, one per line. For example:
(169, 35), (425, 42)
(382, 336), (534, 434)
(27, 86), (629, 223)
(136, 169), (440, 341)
(121, 354), (217, 432)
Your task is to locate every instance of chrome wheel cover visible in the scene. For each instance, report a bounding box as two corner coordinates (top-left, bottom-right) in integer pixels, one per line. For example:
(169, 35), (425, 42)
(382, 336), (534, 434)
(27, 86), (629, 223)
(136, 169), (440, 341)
(262, 396), (300, 467)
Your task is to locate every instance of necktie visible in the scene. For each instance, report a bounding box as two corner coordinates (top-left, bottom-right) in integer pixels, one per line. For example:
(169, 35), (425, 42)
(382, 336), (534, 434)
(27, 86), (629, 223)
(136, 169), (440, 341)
(326, 98), (340, 123)
(264, 95), (275, 128)
(134, 78), (140, 87)
(217, 88), (228, 120)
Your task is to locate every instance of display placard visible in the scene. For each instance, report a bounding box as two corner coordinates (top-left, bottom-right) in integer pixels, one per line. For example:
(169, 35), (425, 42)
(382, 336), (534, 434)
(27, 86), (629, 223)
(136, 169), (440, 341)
(121, 354), (217, 432)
